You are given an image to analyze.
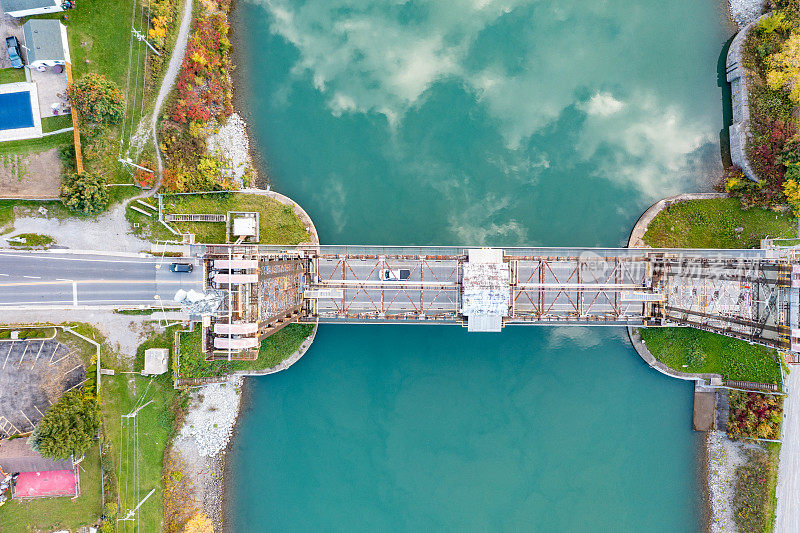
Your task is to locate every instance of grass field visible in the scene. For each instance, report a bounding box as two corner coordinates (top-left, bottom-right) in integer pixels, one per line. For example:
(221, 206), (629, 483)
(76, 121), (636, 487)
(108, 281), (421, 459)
(127, 193), (310, 244)
(0, 444), (103, 532)
(643, 198), (796, 248)
(101, 326), (182, 532)
(638, 327), (782, 383)
(178, 323), (314, 379)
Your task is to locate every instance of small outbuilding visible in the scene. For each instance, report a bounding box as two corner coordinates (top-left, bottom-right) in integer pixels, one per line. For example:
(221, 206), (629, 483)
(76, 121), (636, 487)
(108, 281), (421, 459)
(142, 348), (169, 376)
(1, 0), (63, 18)
(22, 19), (70, 69)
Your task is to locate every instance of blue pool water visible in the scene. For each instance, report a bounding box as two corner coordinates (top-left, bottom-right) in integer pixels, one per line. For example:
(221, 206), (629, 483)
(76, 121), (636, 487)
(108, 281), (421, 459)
(0, 91), (34, 130)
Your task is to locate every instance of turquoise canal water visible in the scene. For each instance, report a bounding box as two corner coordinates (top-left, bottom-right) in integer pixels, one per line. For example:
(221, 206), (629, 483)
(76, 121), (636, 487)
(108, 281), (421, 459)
(229, 0), (733, 529)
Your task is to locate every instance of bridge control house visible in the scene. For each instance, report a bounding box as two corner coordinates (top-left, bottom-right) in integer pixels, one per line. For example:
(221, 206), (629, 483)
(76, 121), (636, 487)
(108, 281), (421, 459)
(194, 241), (800, 363)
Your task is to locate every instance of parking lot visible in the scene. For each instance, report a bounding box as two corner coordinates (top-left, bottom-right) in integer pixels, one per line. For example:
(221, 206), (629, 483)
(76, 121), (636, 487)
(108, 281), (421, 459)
(0, 337), (85, 437)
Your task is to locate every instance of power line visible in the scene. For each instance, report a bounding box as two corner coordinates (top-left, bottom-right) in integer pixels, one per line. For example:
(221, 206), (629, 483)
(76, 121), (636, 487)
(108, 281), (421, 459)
(118, 0), (139, 159)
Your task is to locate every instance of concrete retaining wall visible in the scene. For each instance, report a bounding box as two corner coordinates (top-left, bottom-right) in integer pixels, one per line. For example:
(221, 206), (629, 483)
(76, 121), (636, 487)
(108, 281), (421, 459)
(726, 14), (770, 182)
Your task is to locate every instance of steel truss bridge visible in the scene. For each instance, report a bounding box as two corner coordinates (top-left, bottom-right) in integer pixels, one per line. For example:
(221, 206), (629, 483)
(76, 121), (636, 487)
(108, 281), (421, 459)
(197, 244), (800, 362)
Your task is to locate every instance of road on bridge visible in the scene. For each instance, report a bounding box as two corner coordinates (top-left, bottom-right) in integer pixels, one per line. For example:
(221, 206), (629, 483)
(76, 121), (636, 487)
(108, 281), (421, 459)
(0, 251), (203, 309)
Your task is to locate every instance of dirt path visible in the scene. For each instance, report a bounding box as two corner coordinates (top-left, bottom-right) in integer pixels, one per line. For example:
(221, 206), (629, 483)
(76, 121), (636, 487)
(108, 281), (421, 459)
(775, 370), (800, 532)
(150, 0), (194, 190)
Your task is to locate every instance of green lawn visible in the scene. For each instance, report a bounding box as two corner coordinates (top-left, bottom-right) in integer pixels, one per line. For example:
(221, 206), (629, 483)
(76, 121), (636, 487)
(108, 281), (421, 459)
(0, 444), (103, 532)
(42, 115), (74, 133)
(0, 68), (26, 84)
(0, 132), (72, 157)
(127, 193), (310, 244)
(178, 323), (314, 379)
(638, 327), (781, 383)
(643, 198), (796, 248)
(8, 233), (54, 248)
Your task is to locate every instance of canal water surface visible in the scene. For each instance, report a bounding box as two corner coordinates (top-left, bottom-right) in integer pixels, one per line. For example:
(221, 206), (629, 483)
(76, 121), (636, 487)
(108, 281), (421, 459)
(228, 0), (733, 529)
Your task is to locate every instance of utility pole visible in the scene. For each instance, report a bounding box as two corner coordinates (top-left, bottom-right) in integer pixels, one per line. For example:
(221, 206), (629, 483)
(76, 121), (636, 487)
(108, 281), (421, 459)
(118, 157), (155, 174)
(130, 28), (161, 56)
(118, 488), (156, 521)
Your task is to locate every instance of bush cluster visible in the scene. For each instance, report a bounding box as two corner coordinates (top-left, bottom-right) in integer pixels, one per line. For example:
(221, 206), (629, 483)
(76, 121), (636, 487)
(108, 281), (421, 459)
(60, 172), (109, 216)
(159, 0), (237, 193)
(727, 390), (783, 440)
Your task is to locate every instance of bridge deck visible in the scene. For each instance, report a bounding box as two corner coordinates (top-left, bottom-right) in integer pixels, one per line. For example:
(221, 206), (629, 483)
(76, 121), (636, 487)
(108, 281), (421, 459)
(195, 245), (799, 358)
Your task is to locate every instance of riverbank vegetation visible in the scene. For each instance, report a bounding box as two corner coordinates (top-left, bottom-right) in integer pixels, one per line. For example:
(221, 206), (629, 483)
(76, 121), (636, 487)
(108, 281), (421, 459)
(638, 328), (782, 383)
(159, 0), (237, 193)
(726, 1), (800, 211)
(727, 390), (784, 440)
(733, 444), (781, 533)
(642, 197), (796, 248)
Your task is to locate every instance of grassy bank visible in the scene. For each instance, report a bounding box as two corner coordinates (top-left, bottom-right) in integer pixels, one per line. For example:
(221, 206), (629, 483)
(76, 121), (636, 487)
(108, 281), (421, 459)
(642, 197), (796, 248)
(733, 443), (781, 533)
(99, 325), (183, 532)
(638, 328), (781, 383)
(177, 323), (313, 380)
(126, 193), (309, 244)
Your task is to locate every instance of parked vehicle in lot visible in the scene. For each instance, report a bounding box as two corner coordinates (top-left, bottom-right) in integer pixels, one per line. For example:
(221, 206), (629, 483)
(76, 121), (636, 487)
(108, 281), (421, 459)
(5, 37), (23, 69)
(169, 263), (193, 273)
(379, 268), (411, 281)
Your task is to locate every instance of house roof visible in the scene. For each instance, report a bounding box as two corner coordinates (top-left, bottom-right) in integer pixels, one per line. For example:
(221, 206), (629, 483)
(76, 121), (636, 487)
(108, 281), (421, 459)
(22, 19), (65, 63)
(0, 438), (72, 474)
(1, 0), (58, 14)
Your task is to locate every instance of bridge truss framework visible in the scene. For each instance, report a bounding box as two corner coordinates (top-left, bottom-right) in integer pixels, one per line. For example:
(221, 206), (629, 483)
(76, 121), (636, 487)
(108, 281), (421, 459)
(194, 245), (800, 362)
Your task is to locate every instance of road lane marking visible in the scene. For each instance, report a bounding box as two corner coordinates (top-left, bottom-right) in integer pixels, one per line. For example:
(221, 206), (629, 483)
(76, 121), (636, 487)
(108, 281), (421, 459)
(0, 274), (8, 277)
(73, 282), (78, 307)
(23, 276), (41, 279)
(56, 278), (70, 282)
(0, 253), (166, 264)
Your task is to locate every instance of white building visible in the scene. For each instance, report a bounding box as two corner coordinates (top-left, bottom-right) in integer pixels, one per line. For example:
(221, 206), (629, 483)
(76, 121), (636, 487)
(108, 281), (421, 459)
(22, 19), (70, 69)
(1, 0), (63, 18)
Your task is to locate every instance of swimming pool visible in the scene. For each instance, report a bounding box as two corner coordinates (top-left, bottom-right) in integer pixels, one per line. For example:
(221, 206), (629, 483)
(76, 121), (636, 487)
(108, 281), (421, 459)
(0, 91), (35, 130)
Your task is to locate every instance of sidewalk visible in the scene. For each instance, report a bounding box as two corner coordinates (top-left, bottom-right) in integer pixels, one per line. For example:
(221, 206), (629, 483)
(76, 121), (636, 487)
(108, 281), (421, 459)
(775, 370), (800, 531)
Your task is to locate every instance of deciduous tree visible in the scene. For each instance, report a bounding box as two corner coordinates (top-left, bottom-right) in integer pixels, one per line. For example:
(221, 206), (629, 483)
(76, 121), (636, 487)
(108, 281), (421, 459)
(767, 33), (800, 103)
(67, 73), (125, 131)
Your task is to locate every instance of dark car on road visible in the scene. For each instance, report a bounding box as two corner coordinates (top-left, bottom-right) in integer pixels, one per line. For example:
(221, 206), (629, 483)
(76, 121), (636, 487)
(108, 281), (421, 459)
(5, 37), (23, 69)
(169, 263), (194, 273)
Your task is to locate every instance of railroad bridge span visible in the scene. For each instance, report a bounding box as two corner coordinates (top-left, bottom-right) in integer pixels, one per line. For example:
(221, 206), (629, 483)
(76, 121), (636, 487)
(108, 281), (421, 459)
(198, 244), (800, 362)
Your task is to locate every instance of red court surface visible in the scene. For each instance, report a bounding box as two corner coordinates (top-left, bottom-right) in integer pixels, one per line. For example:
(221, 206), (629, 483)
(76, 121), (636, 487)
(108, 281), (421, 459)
(14, 470), (76, 499)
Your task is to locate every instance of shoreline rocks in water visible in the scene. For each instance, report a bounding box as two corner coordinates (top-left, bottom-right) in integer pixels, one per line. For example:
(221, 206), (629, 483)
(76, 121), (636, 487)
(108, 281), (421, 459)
(171, 376), (244, 531)
(208, 113), (254, 185)
(729, 0), (766, 27)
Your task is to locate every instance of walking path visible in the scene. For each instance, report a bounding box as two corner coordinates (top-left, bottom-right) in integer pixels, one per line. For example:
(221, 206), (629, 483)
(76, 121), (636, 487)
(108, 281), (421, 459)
(775, 369), (800, 532)
(150, 0), (194, 189)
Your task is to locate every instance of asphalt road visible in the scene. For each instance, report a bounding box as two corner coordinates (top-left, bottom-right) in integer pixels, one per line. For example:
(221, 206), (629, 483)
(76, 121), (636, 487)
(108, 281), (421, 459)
(0, 251), (204, 308)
